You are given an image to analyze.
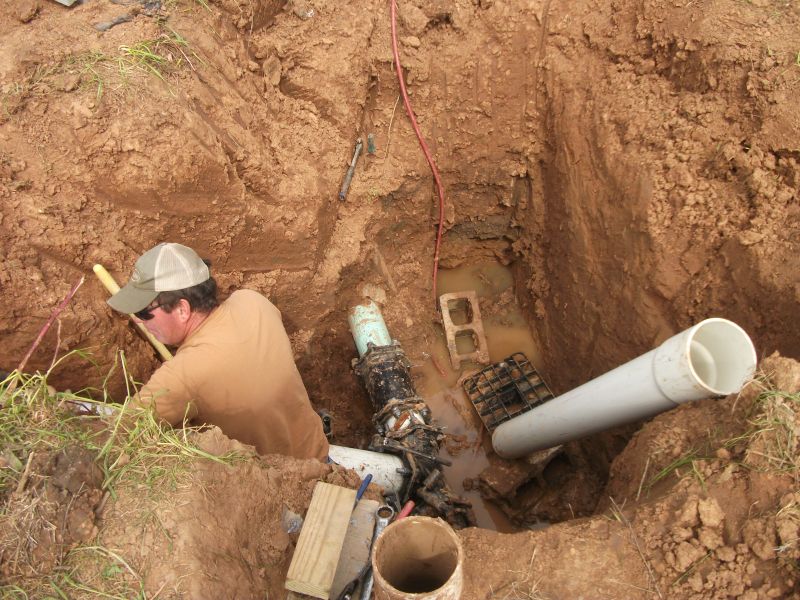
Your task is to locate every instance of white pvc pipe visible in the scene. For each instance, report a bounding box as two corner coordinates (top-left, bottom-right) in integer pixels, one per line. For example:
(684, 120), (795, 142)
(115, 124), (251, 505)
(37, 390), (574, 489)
(492, 318), (757, 458)
(349, 300), (392, 357)
(328, 445), (406, 495)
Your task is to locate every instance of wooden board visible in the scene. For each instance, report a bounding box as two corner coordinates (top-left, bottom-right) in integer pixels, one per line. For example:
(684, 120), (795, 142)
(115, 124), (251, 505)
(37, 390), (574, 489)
(329, 498), (379, 599)
(285, 482), (357, 599)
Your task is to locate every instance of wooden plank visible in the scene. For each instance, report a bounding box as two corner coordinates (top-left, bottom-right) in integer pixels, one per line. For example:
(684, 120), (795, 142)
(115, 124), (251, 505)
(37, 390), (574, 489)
(329, 498), (379, 599)
(285, 482), (357, 599)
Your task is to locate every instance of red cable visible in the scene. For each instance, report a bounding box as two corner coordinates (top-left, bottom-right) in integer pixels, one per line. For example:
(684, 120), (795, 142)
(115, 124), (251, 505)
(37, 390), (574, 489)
(390, 0), (446, 308)
(395, 499), (415, 520)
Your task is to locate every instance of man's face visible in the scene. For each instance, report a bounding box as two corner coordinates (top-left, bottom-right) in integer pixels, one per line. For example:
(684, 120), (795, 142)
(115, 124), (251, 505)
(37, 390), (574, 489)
(133, 301), (187, 346)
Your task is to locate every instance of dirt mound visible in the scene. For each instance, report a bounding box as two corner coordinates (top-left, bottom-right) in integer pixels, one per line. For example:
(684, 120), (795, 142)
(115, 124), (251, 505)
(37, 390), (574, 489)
(0, 446), (103, 580)
(96, 430), (363, 599)
(3, 354), (798, 598)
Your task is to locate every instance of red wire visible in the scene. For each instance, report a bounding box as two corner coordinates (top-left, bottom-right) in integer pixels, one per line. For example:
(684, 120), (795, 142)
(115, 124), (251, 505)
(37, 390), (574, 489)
(396, 499), (415, 520)
(390, 0), (446, 308)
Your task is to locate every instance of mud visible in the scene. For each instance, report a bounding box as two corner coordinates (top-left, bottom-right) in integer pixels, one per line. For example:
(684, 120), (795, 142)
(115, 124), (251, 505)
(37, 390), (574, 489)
(1, 0), (799, 598)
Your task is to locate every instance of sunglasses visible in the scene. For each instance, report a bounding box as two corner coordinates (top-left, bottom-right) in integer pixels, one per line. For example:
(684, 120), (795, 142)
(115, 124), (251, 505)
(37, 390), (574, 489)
(134, 302), (166, 321)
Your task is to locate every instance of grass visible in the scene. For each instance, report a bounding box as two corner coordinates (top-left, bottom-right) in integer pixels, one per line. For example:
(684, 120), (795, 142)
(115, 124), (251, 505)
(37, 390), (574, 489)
(671, 550), (712, 586)
(0, 352), (247, 596)
(0, 545), (149, 599)
(743, 389), (800, 478)
(608, 497), (665, 599)
(776, 497), (800, 556)
(487, 547), (547, 599)
(643, 448), (712, 493)
(1, 28), (203, 114)
(639, 381), (800, 495)
(1, 352), (245, 499)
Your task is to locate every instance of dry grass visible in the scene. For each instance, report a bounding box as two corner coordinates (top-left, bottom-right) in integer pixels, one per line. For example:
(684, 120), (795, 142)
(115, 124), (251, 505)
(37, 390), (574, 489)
(608, 497), (664, 600)
(1, 27), (203, 119)
(488, 547), (547, 599)
(743, 388), (800, 480)
(0, 353), (246, 597)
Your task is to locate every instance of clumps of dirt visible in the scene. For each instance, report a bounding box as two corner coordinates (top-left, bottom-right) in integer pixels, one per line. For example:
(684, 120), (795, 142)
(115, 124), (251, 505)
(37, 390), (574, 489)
(634, 484), (796, 599)
(0, 446), (103, 581)
(604, 354), (800, 599)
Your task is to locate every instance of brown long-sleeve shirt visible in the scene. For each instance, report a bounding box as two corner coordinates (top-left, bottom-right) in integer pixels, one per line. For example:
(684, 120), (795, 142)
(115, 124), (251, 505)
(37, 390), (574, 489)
(138, 289), (329, 460)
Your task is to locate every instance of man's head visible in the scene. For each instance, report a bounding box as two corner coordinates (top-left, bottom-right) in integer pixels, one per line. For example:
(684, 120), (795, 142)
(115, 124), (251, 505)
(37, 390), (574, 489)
(108, 243), (219, 345)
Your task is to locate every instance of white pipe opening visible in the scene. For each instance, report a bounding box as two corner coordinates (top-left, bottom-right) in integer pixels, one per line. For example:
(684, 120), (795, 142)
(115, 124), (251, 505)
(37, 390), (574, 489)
(492, 318), (757, 459)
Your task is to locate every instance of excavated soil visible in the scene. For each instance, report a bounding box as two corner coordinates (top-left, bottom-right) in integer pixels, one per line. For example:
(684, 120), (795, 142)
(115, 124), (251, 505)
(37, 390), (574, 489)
(1, 0), (799, 598)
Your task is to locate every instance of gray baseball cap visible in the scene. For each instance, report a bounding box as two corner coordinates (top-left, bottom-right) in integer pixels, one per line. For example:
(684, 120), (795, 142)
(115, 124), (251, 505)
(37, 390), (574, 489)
(107, 243), (210, 314)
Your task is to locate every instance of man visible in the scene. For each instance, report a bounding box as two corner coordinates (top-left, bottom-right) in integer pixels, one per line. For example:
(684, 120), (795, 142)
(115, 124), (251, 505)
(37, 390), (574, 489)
(107, 242), (329, 461)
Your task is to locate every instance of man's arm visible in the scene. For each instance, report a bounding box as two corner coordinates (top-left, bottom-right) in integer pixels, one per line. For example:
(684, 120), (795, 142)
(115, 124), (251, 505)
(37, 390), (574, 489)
(134, 361), (199, 426)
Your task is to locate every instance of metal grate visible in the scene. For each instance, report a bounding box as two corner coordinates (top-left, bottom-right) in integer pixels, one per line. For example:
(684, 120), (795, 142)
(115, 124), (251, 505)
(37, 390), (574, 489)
(462, 352), (555, 433)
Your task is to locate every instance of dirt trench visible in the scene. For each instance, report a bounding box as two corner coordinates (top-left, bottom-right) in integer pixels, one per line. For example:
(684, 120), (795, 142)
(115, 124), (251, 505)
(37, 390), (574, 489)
(1, 0), (799, 598)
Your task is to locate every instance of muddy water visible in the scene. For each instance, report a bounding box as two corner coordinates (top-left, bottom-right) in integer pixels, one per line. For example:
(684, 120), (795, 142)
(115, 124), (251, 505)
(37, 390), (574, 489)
(413, 262), (544, 532)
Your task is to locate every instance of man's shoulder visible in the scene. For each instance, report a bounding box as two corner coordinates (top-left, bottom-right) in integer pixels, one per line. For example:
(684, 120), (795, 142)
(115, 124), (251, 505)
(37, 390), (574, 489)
(225, 289), (279, 315)
(227, 288), (268, 305)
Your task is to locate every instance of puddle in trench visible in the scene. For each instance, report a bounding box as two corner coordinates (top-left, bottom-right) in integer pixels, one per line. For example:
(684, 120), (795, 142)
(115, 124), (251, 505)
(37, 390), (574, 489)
(414, 262), (545, 532)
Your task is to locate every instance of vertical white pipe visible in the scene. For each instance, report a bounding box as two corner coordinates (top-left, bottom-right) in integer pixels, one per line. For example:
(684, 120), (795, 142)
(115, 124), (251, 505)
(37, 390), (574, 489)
(492, 318), (757, 458)
(349, 300), (392, 357)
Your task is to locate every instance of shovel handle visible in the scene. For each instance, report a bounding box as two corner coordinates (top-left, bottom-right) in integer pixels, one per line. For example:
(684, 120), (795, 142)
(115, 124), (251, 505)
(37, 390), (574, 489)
(93, 264), (173, 362)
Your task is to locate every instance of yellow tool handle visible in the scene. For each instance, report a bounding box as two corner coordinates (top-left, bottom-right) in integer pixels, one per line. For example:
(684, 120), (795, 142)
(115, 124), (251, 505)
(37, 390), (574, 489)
(93, 264), (173, 361)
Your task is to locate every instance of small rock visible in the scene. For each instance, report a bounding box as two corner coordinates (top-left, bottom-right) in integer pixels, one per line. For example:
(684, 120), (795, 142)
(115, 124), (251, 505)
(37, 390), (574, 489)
(698, 497), (724, 528)
(401, 35), (421, 48)
(676, 496), (700, 528)
(55, 73), (81, 93)
(399, 3), (429, 35)
(291, 0), (314, 20)
(716, 546), (736, 562)
(17, 0), (39, 23)
(738, 230), (764, 246)
(715, 447), (731, 460)
(698, 527), (724, 550)
(359, 283), (386, 304)
(263, 55), (282, 87)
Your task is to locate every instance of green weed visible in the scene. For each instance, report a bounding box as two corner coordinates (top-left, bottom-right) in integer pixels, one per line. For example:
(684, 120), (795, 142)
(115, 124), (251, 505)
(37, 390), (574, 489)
(645, 449), (710, 491)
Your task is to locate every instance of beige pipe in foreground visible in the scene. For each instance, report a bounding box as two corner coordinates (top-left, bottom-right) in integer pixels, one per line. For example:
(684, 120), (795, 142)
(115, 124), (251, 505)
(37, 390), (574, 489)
(372, 516), (464, 600)
(93, 264), (173, 362)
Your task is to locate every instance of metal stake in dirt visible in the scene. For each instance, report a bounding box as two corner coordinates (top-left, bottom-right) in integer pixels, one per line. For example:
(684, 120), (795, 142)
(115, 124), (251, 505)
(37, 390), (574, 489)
(338, 137), (363, 201)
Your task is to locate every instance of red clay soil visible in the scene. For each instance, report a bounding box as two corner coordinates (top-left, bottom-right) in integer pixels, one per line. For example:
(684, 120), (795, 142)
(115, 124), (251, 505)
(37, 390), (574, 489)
(1, 0), (799, 598)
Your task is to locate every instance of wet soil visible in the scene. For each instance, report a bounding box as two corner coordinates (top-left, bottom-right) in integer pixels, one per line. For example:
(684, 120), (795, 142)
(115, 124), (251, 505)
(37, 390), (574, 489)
(2, 0), (799, 598)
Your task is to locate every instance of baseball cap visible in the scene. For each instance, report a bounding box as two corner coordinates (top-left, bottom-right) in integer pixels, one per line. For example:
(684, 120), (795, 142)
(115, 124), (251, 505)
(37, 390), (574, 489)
(107, 243), (211, 314)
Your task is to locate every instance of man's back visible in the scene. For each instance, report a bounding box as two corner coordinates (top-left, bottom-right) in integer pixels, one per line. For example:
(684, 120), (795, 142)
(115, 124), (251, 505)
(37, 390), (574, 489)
(139, 289), (329, 460)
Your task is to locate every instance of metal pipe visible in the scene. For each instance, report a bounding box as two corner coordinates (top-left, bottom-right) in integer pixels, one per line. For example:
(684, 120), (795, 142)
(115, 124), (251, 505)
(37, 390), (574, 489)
(339, 138), (363, 201)
(348, 300), (476, 528)
(492, 318), (757, 458)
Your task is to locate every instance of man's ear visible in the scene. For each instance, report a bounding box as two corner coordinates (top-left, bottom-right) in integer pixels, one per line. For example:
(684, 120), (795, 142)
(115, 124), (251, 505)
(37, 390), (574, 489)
(177, 298), (193, 321)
